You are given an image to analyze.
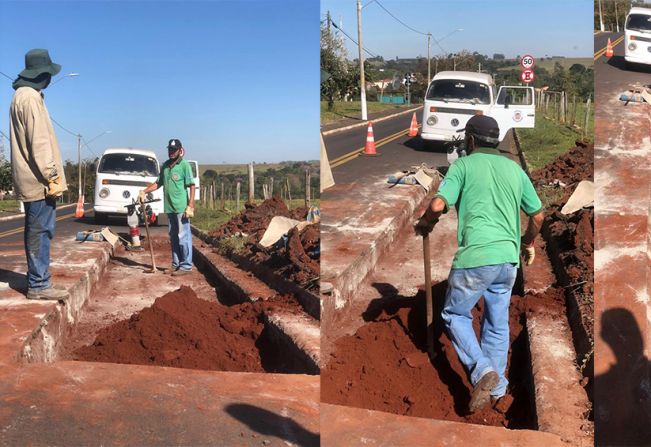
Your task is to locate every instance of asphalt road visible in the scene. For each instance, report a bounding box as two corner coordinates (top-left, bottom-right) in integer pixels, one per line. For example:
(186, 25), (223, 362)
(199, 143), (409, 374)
(323, 109), (448, 185)
(595, 31), (651, 89)
(0, 204), (167, 248)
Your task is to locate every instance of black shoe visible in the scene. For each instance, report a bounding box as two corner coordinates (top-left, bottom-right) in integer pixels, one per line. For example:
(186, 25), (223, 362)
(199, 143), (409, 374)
(469, 370), (499, 413)
(171, 269), (191, 277)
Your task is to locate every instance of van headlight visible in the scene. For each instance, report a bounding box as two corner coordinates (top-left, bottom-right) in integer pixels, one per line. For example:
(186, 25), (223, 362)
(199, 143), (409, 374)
(629, 42), (637, 51)
(427, 115), (438, 126)
(99, 188), (110, 199)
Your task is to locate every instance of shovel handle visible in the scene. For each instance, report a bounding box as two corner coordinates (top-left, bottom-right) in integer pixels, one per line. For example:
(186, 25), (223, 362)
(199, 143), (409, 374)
(141, 201), (156, 272)
(423, 233), (434, 359)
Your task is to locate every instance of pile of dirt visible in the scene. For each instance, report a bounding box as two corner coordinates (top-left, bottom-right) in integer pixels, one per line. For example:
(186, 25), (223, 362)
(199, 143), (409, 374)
(530, 140), (594, 189)
(531, 141), (594, 342)
(321, 283), (566, 428)
(210, 197), (290, 241)
(73, 286), (266, 372)
(209, 198), (320, 291)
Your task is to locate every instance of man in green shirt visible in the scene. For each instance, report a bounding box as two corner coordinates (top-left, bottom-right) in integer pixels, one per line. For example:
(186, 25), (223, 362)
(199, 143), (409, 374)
(141, 139), (195, 276)
(416, 115), (544, 413)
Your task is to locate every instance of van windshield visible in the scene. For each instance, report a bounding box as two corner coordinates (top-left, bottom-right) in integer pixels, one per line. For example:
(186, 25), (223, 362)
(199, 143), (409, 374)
(626, 14), (651, 32)
(426, 79), (491, 104)
(98, 154), (159, 177)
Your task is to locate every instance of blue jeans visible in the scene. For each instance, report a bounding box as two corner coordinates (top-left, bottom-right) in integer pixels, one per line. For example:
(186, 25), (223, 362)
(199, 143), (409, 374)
(441, 263), (517, 397)
(24, 198), (56, 290)
(168, 213), (192, 271)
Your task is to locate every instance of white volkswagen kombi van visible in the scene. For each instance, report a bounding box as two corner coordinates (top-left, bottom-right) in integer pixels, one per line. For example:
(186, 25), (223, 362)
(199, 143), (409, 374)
(624, 7), (651, 68)
(420, 71), (535, 145)
(93, 148), (165, 224)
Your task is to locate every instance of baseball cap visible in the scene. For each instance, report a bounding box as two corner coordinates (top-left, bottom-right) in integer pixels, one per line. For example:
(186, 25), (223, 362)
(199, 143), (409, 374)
(456, 115), (500, 146)
(167, 139), (183, 150)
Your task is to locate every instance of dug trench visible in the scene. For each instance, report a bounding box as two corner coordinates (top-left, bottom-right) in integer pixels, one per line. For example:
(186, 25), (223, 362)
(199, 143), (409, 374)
(321, 142), (593, 434)
(53, 237), (319, 375)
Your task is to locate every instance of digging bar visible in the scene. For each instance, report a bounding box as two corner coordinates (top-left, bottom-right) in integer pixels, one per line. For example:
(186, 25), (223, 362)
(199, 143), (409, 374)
(423, 233), (435, 359)
(140, 200), (157, 274)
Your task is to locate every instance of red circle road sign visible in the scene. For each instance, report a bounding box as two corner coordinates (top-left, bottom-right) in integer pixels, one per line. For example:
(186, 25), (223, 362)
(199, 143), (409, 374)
(521, 69), (535, 84)
(520, 54), (535, 69)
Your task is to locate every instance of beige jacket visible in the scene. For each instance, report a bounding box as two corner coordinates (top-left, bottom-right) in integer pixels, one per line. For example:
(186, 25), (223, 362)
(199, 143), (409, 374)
(10, 87), (67, 202)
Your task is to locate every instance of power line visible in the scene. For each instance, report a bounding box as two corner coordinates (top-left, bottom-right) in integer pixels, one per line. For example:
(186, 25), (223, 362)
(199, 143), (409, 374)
(50, 117), (79, 137)
(331, 22), (378, 58)
(81, 137), (99, 159)
(374, 0), (427, 36)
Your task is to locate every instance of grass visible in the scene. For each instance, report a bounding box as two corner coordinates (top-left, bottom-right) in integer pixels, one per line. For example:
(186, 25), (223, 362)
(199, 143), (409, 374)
(321, 101), (412, 124)
(517, 103), (594, 172)
(497, 57), (593, 71)
(191, 198), (319, 233)
(0, 200), (20, 212)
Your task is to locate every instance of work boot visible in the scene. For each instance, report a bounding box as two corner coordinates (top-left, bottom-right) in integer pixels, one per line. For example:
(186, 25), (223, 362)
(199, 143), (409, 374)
(26, 286), (68, 301)
(163, 266), (179, 275)
(469, 370), (499, 413)
(171, 269), (191, 277)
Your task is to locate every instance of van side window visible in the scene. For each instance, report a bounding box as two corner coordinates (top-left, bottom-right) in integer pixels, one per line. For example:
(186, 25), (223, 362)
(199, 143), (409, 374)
(496, 87), (533, 106)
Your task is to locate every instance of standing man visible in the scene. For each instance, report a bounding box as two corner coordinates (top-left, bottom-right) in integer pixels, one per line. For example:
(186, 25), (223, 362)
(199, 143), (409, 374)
(10, 49), (68, 300)
(416, 115), (544, 413)
(140, 139), (195, 276)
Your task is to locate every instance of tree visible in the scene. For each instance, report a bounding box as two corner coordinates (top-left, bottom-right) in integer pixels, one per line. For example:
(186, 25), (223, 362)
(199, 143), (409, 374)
(0, 136), (12, 194)
(320, 21), (348, 110)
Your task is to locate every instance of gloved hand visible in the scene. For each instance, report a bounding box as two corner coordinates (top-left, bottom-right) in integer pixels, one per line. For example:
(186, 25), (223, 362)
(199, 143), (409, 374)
(414, 216), (438, 236)
(521, 243), (535, 266)
(184, 206), (194, 219)
(138, 190), (146, 203)
(46, 176), (63, 198)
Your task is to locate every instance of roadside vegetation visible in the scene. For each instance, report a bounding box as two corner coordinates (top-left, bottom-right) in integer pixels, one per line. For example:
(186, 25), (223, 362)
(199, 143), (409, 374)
(320, 101), (411, 124)
(518, 102), (594, 172)
(0, 199), (19, 212)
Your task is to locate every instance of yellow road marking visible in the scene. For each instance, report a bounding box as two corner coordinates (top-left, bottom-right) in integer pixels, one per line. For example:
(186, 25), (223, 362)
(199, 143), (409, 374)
(594, 35), (624, 60)
(0, 211), (77, 239)
(329, 125), (422, 169)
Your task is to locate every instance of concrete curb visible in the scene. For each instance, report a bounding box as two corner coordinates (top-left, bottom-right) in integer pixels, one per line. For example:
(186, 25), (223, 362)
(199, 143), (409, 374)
(321, 106), (423, 136)
(0, 203), (76, 223)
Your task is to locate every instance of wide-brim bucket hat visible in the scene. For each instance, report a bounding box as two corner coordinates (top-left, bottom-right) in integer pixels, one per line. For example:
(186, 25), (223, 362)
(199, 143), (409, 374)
(18, 49), (61, 79)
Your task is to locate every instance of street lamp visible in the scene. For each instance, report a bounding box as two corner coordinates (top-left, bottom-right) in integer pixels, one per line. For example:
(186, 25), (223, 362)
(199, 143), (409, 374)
(77, 130), (110, 200)
(51, 72), (80, 85)
(428, 28), (463, 80)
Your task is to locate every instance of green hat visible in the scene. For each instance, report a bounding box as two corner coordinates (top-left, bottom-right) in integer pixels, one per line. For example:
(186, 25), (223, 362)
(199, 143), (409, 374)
(18, 49), (61, 79)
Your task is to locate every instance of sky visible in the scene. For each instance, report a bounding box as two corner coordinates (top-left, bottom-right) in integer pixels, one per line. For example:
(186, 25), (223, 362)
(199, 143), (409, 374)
(321, 0), (593, 60)
(0, 0), (319, 165)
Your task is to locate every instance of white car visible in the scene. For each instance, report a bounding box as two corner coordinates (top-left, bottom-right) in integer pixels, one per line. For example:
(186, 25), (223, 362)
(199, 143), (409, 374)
(93, 148), (165, 225)
(420, 71), (535, 145)
(624, 7), (651, 68)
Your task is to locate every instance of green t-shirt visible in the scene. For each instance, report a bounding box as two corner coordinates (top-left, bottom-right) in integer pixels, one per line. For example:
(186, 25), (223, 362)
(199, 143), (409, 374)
(436, 148), (542, 269)
(156, 158), (195, 214)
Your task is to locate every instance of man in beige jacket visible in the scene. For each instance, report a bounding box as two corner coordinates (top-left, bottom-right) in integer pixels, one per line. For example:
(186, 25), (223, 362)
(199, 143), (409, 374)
(10, 49), (68, 300)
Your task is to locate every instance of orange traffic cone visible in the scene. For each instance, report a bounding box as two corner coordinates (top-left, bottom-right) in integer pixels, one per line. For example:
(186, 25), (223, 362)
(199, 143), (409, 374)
(362, 121), (378, 156)
(606, 38), (613, 58)
(75, 195), (84, 218)
(408, 112), (419, 137)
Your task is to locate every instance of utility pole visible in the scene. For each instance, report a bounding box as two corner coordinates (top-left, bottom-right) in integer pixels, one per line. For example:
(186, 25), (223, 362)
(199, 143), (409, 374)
(77, 134), (82, 200)
(427, 33), (431, 84)
(615, 1), (619, 33)
(356, 0), (368, 121)
(327, 10), (331, 32)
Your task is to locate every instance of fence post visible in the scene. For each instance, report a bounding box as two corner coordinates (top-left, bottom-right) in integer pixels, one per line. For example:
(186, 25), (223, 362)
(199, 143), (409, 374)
(583, 95), (591, 139)
(269, 177), (273, 197)
(236, 181), (241, 212)
(287, 177), (292, 205)
(220, 182), (225, 210)
(305, 168), (311, 208)
(247, 163), (255, 204)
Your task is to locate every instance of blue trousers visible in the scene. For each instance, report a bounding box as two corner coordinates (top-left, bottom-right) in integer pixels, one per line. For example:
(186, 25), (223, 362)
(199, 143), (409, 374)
(24, 198), (56, 290)
(168, 213), (192, 271)
(441, 263), (517, 397)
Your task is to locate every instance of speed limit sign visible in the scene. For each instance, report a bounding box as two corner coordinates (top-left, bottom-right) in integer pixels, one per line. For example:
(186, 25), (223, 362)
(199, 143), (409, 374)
(521, 54), (535, 69)
(521, 69), (535, 84)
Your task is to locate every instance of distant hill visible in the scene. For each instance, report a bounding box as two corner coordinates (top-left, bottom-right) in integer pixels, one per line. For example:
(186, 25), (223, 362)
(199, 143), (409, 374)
(199, 160), (319, 177)
(497, 57), (593, 71)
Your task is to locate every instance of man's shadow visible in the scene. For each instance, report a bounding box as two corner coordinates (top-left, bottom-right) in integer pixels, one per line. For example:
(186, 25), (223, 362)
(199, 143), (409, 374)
(594, 307), (651, 446)
(0, 269), (26, 293)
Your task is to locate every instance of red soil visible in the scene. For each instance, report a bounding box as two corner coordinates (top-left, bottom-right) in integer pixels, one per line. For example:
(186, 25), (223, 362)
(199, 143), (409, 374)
(73, 286), (266, 372)
(209, 198), (320, 290)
